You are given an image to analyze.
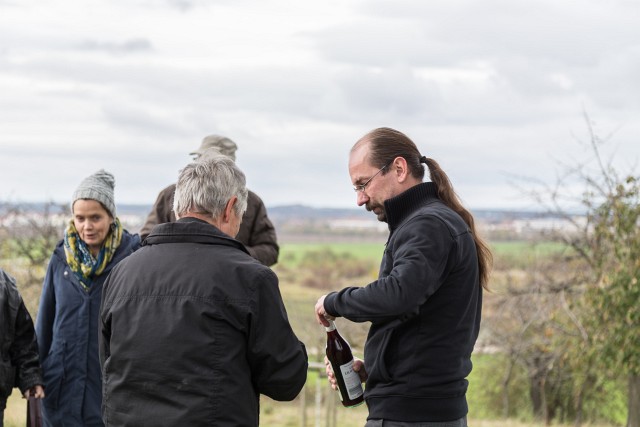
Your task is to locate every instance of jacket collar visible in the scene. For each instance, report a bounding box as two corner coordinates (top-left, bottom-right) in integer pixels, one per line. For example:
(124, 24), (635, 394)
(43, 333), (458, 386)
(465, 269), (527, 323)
(144, 217), (249, 255)
(384, 182), (439, 231)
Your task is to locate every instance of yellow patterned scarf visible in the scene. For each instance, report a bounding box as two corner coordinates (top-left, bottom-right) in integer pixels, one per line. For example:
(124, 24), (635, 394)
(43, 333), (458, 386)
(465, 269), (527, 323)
(64, 217), (123, 290)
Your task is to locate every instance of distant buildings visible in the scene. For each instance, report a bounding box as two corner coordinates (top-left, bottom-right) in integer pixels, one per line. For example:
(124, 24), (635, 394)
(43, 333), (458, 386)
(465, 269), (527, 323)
(1, 202), (587, 242)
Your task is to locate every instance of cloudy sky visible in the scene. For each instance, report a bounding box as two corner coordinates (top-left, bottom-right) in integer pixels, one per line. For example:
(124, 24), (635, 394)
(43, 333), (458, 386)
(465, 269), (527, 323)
(1, 0), (638, 211)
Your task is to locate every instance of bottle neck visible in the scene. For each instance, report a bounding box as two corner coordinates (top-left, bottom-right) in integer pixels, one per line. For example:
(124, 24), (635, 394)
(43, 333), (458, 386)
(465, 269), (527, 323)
(324, 319), (336, 332)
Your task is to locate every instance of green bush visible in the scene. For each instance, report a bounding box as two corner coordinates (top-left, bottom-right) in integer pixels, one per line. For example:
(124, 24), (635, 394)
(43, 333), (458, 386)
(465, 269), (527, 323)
(467, 354), (532, 420)
(467, 353), (627, 425)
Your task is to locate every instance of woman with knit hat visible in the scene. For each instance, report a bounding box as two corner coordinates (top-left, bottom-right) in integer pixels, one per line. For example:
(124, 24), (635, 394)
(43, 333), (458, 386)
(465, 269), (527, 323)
(35, 170), (140, 427)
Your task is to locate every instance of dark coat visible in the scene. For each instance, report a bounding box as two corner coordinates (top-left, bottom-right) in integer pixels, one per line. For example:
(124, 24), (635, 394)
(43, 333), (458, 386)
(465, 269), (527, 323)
(35, 231), (140, 427)
(100, 217), (308, 427)
(0, 269), (42, 411)
(324, 183), (482, 423)
(139, 184), (279, 266)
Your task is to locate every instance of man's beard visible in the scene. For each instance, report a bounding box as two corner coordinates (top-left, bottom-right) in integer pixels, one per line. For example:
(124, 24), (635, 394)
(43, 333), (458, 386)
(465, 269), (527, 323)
(366, 202), (387, 222)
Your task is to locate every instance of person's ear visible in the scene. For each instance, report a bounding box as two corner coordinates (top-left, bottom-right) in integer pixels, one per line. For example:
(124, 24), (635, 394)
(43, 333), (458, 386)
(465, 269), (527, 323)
(392, 157), (410, 183)
(223, 196), (238, 223)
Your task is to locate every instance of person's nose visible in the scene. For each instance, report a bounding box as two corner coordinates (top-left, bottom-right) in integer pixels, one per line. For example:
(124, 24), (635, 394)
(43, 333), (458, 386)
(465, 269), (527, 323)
(356, 191), (368, 207)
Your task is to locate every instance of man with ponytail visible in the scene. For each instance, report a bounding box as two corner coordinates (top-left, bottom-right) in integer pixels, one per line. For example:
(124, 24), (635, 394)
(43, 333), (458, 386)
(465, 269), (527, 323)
(315, 127), (492, 427)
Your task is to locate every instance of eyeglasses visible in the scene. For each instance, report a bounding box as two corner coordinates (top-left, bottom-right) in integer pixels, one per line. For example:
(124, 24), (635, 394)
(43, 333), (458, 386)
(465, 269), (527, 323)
(353, 161), (391, 193)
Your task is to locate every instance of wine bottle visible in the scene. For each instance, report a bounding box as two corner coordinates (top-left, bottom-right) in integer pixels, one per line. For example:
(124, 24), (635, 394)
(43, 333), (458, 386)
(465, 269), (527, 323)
(324, 319), (364, 407)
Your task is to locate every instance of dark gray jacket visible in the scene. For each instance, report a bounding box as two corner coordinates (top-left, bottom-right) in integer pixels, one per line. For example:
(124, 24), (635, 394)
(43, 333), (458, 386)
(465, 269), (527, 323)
(324, 183), (482, 422)
(0, 269), (42, 411)
(100, 217), (307, 427)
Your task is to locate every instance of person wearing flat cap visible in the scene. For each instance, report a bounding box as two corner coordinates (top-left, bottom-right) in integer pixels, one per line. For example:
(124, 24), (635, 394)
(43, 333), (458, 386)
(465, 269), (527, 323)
(140, 135), (279, 266)
(35, 170), (140, 427)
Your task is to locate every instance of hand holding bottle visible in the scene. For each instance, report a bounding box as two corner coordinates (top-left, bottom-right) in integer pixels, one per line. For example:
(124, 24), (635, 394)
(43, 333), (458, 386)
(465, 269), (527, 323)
(314, 294), (335, 327)
(324, 319), (365, 407)
(324, 355), (367, 391)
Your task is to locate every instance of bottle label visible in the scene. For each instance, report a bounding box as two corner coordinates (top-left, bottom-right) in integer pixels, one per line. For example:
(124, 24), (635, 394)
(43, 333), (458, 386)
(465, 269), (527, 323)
(339, 359), (364, 400)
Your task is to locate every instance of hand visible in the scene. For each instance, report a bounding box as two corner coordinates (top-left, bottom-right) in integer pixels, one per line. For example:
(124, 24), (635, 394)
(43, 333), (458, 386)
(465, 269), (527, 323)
(314, 295), (334, 327)
(324, 355), (337, 390)
(352, 358), (368, 383)
(324, 356), (367, 391)
(24, 384), (45, 399)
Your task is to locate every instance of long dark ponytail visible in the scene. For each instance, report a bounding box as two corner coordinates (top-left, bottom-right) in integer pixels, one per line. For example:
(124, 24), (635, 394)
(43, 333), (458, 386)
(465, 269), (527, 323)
(423, 157), (492, 289)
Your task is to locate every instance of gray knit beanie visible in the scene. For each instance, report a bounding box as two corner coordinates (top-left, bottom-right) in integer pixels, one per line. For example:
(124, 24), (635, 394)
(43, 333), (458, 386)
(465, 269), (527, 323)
(71, 169), (116, 218)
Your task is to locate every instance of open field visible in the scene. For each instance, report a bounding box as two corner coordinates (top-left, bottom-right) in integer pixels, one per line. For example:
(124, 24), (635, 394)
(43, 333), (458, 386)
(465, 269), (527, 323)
(279, 240), (569, 263)
(279, 241), (387, 265)
(2, 239), (622, 426)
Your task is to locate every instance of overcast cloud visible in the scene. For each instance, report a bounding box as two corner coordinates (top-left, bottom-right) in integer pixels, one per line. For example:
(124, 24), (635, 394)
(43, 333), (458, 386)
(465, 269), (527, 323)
(0, 0), (638, 211)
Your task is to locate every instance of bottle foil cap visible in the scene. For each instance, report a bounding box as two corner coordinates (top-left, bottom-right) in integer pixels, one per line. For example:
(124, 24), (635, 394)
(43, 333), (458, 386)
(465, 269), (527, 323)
(324, 318), (336, 332)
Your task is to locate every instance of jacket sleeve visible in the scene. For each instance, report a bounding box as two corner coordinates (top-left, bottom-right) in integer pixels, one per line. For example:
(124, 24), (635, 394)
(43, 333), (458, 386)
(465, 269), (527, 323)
(242, 195), (279, 267)
(99, 272), (113, 370)
(324, 215), (454, 323)
(11, 300), (43, 393)
(247, 269), (308, 401)
(35, 253), (58, 363)
(139, 185), (175, 240)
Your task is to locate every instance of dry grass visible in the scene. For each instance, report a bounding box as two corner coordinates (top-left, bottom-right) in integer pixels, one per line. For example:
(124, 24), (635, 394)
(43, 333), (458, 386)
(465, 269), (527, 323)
(3, 377), (617, 427)
(4, 389), (28, 427)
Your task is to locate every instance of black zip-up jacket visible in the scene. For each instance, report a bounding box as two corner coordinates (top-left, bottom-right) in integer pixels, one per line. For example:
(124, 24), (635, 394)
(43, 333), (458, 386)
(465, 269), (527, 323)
(0, 269), (42, 411)
(324, 182), (482, 422)
(100, 217), (308, 427)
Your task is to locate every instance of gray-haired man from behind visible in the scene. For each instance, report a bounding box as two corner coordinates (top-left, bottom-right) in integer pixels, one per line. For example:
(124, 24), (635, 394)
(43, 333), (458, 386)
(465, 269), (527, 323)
(100, 154), (308, 427)
(140, 134), (280, 266)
